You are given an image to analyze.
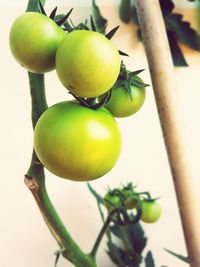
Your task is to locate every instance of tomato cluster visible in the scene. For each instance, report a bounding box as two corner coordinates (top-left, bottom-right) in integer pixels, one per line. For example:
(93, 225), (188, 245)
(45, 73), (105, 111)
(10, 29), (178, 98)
(103, 184), (162, 223)
(9, 9), (148, 182)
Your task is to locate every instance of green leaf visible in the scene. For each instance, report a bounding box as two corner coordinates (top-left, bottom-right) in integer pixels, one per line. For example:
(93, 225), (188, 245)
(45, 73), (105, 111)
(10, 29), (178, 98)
(107, 238), (142, 267)
(166, 13), (200, 51)
(92, 0), (108, 34)
(131, 6), (139, 25)
(26, 0), (45, 12)
(107, 241), (127, 267)
(145, 251), (155, 267)
(164, 248), (189, 263)
(119, 0), (131, 23)
(110, 222), (147, 255)
(126, 222), (147, 254)
(167, 30), (188, 66)
(87, 183), (104, 205)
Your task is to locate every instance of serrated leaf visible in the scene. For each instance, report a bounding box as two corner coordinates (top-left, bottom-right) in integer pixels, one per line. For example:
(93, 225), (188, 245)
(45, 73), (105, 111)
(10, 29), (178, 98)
(159, 0), (174, 17)
(109, 222), (147, 255)
(105, 26), (120, 40)
(166, 13), (200, 51)
(92, 0), (108, 34)
(49, 6), (57, 20)
(164, 248), (189, 263)
(119, 0), (131, 23)
(107, 241), (126, 267)
(126, 223), (147, 254)
(167, 30), (188, 66)
(145, 251), (155, 267)
(107, 239), (142, 267)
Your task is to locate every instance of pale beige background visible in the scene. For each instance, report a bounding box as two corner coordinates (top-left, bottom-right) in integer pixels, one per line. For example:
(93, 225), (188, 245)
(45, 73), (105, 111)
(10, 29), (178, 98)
(1, 1), (200, 267)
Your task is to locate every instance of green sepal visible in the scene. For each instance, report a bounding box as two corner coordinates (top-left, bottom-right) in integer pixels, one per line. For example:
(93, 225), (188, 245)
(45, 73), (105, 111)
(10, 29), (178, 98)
(49, 6), (58, 20)
(38, 0), (46, 15)
(56, 8), (73, 26)
(105, 26), (120, 40)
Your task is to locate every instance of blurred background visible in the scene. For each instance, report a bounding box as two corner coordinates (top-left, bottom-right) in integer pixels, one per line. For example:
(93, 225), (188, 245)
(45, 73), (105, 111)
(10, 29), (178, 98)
(1, 0), (200, 266)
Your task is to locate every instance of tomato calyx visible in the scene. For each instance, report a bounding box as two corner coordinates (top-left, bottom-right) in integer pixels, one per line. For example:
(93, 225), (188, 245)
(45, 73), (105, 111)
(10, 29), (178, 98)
(69, 90), (112, 110)
(38, 1), (73, 27)
(113, 61), (150, 100)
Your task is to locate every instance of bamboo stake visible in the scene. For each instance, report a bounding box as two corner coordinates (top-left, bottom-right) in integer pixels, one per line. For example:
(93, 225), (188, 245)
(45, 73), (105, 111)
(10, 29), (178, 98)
(135, 1), (200, 266)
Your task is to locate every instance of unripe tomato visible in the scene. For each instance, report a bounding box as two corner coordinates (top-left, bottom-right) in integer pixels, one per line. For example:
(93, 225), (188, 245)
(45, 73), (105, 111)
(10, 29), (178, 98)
(34, 101), (122, 181)
(121, 188), (137, 209)
(9, 12), (66, 73)
(56, 30), (121, 98)
(103, 193), (122, 211)
(106, 76), (146, 118)
(140, 200), (162, 223)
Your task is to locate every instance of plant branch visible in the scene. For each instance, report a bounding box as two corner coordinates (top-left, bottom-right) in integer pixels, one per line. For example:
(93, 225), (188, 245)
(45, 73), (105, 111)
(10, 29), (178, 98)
(90, 208), (120, 258)
(25, 63), (97, 267)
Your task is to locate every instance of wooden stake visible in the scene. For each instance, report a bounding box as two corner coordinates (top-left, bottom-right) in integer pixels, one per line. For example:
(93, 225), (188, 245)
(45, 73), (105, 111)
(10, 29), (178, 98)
(135, 1), (200, 266)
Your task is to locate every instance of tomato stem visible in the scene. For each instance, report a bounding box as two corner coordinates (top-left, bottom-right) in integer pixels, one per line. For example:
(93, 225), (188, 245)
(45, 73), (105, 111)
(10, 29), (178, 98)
(26, 68), (98, 267)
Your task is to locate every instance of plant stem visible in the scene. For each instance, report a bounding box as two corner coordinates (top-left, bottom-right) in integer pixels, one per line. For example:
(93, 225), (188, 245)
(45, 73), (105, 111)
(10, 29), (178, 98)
(25, 69), (97, 267)
(90, 208), (119, 258)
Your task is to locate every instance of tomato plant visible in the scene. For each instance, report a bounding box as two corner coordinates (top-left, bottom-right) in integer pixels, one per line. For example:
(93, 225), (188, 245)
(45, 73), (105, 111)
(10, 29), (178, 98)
(140, 200), (162, 223)
(56, 30), (121, 98)
(34, 101), (122, 181)
(106, 75), (146, 118)
(9, 12), (66, 73)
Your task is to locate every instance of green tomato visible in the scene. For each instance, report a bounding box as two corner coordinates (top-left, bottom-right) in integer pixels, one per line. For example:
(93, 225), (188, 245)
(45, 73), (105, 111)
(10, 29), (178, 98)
(106, 76), (146, 118)
(140, 200), (162, 223)
(34, 101), (122, 181)
(103, 193), (122, 211)
(104, 188), (137, 211)
(56, 30), (121, 98)
(121, 188), (137, 210)
(9, 12), (66, 73)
